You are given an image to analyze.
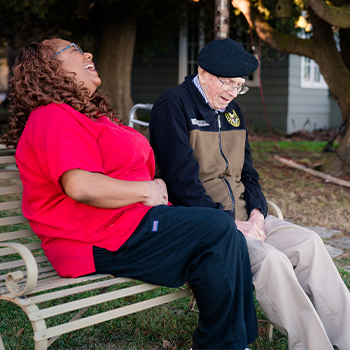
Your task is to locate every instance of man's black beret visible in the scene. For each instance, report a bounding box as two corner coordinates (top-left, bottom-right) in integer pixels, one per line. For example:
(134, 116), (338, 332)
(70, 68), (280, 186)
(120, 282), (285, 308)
(198, 38), (259, 78)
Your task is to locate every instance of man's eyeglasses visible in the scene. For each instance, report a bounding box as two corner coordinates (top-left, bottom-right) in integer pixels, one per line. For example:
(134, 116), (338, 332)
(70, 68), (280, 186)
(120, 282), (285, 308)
(217, 77), (249, 95)
(54, 43), (84, 56)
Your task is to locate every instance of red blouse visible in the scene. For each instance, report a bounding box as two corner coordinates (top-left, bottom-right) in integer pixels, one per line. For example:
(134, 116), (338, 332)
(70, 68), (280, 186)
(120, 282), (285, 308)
(16, 103), (154, 277)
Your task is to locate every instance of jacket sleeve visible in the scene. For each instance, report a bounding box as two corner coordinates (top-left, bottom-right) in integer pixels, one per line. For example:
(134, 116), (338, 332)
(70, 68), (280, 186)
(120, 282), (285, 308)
(241, 132), (268, 217)
(149, 98), (231, 215)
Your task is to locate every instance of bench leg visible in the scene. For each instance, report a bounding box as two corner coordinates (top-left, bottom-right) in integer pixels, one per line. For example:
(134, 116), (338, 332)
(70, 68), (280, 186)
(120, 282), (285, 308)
(186, 294), (198, 313)
(34, 340), (49, 350)
(257, 319), (274, 340)
(47, 286), (111, 347)
(0, 334), (5, 350)
(267, 321), (274, 340)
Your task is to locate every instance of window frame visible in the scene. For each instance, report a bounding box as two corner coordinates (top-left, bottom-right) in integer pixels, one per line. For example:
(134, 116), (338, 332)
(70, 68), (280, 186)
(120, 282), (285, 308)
(300, 56), (328, 89)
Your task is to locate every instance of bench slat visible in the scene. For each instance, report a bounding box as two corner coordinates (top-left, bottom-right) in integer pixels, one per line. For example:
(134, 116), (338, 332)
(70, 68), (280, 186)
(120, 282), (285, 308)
(31, 274), (115, 294)
(0, 171), (20, 179)
(0, 242), (42, 257)
(0, 200), (22, 211)
(0, 272), (60, 291)
(29, 283), (163, 321)
(37, 266), (56, 275)
(0, 265), (55, 284)
(0, 185), (23, 196)
(0, 215), (28, 226)
(0, 255), (48, 271)
(33, 289), (191, 342)
(0, 228), (36, 242)
(0, 270), (112, 295)
(0, 156), (16, 164)
(25, 277), (132, 304)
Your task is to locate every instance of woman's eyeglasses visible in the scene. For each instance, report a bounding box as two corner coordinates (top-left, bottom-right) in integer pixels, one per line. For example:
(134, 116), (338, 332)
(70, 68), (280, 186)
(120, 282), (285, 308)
(54, 43), (84, 56)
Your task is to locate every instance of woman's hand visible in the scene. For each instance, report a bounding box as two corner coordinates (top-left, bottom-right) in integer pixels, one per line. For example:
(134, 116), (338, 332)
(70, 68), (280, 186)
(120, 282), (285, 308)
(235, 209), (266, 241)
(60, 169), (169, 209)
(141, 179), (168, 207)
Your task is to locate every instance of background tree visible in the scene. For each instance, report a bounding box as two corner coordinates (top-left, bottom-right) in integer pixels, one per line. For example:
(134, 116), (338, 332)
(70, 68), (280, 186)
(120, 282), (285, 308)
(93, 0), (188, 123)
(0, 0), (211, 124)
(230, 0), (350, 176)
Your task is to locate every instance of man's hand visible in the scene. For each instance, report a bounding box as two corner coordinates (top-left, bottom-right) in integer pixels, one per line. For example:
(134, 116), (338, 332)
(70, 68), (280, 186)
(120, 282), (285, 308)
(235, 209), (266, 241)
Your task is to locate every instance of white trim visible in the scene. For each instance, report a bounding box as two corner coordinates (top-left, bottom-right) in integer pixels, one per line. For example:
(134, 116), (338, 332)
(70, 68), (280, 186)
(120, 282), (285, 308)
(300, 56), (328, 89)
(178, 25), (188, 85)
(245, 69), (259, 87)
(178, 13), (205, 84)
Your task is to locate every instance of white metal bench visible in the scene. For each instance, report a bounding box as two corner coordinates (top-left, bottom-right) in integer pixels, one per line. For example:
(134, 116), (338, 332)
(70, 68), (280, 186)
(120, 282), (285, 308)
(0, 151), (193, 349)
(0, 104), (281, 348)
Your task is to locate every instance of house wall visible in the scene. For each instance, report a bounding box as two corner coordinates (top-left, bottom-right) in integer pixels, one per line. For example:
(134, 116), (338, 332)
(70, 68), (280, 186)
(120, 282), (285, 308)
(130, 46), (343, 134)
(286, 54), (330, 134)
(131, 46), (180, 106)
(236, 53), (289, 133)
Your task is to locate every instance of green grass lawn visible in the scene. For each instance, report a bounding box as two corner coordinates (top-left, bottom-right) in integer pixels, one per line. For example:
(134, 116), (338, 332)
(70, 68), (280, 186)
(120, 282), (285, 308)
(250, 140), (336, 164)
(250, 140), (333, 152)
(1, 140), (348, 349)
(0, 290), (288, 350)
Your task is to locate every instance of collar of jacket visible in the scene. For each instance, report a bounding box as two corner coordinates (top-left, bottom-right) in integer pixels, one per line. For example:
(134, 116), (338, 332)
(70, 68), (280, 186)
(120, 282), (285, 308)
(184, 75), (233, 125)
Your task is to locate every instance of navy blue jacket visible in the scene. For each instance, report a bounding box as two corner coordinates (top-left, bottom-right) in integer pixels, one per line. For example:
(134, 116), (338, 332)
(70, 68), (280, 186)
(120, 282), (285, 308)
(149, 74), (267, 220)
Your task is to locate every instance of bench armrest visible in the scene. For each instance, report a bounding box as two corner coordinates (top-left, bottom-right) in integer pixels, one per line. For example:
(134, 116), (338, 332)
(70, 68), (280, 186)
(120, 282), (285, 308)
(0, 242), (38, 297)
(266, 200), (283, 220)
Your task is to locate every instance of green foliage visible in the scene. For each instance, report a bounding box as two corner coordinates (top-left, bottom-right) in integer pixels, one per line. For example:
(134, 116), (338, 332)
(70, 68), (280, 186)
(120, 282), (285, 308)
(1, 0), (59, 18)
(0, 0), (215, 69)
(251, 140), (338, 153)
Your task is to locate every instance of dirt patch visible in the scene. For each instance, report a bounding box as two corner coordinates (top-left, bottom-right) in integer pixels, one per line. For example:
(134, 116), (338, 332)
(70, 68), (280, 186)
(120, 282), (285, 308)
(249, 129), (350, 235)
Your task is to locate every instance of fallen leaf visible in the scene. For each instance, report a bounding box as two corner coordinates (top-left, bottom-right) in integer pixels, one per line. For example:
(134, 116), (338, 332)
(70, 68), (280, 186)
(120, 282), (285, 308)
(16, 328), (24, 337)
(162, 339), (174, 349)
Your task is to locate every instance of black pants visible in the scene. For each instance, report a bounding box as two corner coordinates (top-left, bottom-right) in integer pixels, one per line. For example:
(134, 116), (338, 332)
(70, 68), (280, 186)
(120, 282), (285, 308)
(93, 205), (257, 350)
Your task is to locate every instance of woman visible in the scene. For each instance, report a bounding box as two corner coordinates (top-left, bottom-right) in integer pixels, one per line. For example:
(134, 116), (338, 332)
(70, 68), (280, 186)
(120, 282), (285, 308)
(1, 39), (257, 350)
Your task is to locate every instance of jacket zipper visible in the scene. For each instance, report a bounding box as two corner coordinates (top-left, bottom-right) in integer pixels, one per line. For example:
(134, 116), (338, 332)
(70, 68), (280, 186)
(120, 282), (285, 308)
(217, 114), (235, 217)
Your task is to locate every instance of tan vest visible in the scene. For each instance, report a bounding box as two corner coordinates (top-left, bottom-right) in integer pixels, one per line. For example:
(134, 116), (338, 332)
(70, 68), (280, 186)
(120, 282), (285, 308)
(189, 128), (248, 221)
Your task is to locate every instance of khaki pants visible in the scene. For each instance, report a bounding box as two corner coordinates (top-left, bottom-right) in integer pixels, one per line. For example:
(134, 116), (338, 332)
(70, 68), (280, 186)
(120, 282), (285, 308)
(247, 215), (350, 350)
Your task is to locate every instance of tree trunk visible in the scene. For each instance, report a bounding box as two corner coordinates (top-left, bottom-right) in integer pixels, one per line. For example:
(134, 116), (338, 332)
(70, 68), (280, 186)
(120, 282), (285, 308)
(304, 9), (350, 176)
(215, 0), (230, 39)
(321, 111), (350, 177)
(98, 13), (137, 125)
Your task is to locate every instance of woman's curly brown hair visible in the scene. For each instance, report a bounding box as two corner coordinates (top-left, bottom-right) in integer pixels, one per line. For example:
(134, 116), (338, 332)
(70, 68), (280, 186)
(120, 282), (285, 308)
(1, 39), (120, 148)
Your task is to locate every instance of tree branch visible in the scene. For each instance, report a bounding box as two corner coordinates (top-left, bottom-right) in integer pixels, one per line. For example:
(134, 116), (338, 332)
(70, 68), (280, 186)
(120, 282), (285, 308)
(274, 156), (350, 188)
(231, 0), (316, 58)
(304, 0), (350, 28)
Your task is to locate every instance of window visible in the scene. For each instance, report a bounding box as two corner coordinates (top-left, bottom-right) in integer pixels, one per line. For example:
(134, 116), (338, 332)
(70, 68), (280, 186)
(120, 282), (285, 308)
(298, 28), (328, 89)
(179, 17), (259, 87)
(300, 56), (328, 89)
(178, 13), (205, 84)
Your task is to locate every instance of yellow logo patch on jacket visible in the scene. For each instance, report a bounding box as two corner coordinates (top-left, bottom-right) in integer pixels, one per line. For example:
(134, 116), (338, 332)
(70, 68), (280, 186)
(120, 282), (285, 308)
(225, 111), (240, 127)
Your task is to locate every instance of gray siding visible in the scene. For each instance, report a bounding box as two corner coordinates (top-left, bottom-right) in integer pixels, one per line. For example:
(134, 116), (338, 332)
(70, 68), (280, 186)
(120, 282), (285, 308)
(287, 54), (330, 134)
(131, 47), (179, 105)
(237, 53), (289, 133)
(130, 46), (343, 133)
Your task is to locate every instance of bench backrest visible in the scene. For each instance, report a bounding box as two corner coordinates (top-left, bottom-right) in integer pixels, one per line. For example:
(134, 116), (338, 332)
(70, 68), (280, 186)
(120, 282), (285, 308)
(0, 153), (58, 295)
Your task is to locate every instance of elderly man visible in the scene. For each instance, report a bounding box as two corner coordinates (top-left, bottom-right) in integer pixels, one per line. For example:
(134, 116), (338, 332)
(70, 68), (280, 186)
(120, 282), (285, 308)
(149, 38), (350, 350)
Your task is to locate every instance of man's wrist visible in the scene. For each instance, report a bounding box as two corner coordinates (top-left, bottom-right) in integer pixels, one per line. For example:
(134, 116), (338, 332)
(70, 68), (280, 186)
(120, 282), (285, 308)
(249, 208), (264, 219)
